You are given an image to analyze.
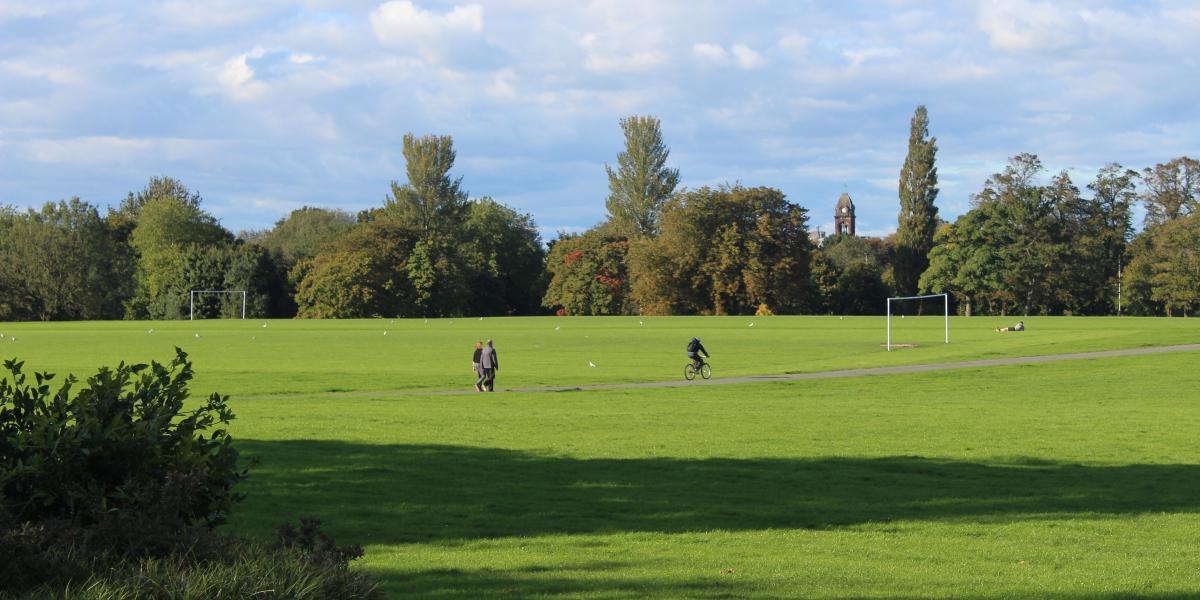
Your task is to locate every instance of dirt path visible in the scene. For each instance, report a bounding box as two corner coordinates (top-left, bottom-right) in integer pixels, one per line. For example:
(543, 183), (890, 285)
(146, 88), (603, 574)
(247, 343), (1200, 400)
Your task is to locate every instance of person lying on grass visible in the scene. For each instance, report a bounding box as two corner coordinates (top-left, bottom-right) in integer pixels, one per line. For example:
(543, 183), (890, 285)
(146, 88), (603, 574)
(997, 320), (1025, 332)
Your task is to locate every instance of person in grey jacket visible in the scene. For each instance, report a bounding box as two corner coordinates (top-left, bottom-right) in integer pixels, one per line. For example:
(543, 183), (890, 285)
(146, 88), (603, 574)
(480, 339), (499, 392)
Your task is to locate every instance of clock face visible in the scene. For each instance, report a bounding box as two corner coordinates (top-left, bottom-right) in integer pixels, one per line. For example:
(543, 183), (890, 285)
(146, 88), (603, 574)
(841, 206), (848, 214)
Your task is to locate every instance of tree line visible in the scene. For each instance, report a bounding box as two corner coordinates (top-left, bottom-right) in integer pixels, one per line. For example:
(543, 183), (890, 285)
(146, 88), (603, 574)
(1, 108), (1196, 320)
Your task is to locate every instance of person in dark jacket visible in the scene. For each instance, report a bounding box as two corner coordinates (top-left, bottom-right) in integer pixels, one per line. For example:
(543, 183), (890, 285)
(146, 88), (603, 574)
(472, 341), (484, 391)
(480, 339), (499, 392)
(686, 337), (709, 368)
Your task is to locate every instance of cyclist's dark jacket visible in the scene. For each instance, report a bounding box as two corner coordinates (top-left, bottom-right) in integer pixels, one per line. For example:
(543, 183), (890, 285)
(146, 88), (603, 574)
(687, 340), (708, 356)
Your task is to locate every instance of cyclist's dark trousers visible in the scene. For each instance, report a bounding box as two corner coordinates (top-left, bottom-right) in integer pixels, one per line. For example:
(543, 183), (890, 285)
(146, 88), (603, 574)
(688, 352), (701, 367)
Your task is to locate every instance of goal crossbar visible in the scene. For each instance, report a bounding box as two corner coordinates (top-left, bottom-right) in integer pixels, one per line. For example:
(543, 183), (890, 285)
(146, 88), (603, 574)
(886, 293), (948, 352)
(189, 290), (247, 320)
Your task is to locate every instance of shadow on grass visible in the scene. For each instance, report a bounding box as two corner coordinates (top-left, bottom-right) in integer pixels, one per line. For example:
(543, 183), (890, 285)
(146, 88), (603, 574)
(234, 440), (1200, 545)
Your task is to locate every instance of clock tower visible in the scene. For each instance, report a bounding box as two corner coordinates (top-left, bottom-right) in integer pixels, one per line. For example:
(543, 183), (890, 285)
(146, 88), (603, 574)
(834, 192), (856, 236)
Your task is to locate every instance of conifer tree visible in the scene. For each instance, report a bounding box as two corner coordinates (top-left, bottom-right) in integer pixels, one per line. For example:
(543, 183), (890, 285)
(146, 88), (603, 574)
(605, 116), (680, 237)
(894, 105), (939, 296)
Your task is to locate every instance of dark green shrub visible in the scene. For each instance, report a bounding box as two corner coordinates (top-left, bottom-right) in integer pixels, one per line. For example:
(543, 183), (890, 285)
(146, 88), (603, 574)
(0, 347), (243, 538)
(7, 527), (383, 600)
(0, 351), (384, 599)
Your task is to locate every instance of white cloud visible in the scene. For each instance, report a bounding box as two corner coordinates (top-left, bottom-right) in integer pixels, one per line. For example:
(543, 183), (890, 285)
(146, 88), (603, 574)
(289, 53), (317, 65)
(842, 47), (898, 68)
(370, 1), (483, 43)
(25, 136), (221, 165)
(0, 1), (46, 20)
(583, 50), (668, 73)
(731, 44), (764, 70)
(692, 43), (728, 63)
(217, 48), (268, 101)
(487, 68), (517, 99)
(977, 0), (1078, 52)
(778, 33), (810, 54)
(693, 43), (763, 70)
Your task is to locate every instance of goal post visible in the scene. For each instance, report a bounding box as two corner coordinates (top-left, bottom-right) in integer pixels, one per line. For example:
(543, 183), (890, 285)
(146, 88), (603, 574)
(189, 290), (247, 320)
(886, 293), (948, 351)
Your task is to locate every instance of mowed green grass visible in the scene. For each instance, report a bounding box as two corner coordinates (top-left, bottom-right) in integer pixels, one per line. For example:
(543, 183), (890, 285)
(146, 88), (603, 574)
(3, 317), (1200, 598)
(0, 315), (1196, 395)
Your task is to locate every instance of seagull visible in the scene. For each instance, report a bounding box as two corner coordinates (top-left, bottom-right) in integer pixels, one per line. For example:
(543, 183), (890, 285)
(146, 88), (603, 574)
(383, 331), (388, 336)
(639, 320), (644, 325)
(262, 323), (268, 328)
(194, 333), (200, 338)
(749, 322), (755, 327)
(554, 326), (560, 331)
(147, 329), (154, 334)
(588, 361), (597, 368)
(479, 316), (484, 320)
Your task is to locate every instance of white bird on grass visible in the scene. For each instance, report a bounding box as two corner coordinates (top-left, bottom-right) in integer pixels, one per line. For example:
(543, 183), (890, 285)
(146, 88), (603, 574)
(194, 333), (200, 338)
(262, 323), (268, 328)
(749, 322), (755, 327)
(555, 326), (560, 331)
(383, 331), (388, 336)
(147, 329), (154, 334)
(639, 320), (644, 325)
(588, 361), (597, 368)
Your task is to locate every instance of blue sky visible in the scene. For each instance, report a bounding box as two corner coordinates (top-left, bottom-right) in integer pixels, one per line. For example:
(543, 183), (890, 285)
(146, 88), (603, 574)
(1, 1), (1196, 239)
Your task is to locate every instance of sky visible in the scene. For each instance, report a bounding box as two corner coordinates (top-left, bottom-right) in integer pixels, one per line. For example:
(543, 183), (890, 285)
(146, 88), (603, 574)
(0, 1), (1197, 239)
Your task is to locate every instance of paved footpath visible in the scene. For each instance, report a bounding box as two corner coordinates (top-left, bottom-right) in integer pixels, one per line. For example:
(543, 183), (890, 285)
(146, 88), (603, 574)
(491, 343), (1200, 394)
(251, 343), (1197, 399)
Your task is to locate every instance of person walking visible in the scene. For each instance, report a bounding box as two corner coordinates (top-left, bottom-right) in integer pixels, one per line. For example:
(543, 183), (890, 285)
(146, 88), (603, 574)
(472, 341), (484, 392)
(480, 339), (499, 392)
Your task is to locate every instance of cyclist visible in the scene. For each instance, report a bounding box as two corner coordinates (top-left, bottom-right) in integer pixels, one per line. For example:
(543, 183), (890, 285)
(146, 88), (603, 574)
(686, 337), (709, 369)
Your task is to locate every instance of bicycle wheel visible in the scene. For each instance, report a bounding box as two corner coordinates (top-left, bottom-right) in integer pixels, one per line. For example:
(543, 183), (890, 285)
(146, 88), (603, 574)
(700, 363), (712, 379)
(684, 363), (696, 380)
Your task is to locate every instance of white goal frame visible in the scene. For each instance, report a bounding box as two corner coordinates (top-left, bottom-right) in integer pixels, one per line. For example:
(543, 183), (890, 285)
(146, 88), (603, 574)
(886, 293), (948, 351)
(189, 290), (247, 320)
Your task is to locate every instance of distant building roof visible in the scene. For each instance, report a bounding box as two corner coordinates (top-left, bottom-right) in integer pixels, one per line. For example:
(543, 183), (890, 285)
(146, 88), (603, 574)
(836, 192), (854, 212)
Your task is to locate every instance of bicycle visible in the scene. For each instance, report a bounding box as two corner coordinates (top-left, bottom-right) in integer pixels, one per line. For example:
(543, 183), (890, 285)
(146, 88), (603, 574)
(684, 359), (712, 380)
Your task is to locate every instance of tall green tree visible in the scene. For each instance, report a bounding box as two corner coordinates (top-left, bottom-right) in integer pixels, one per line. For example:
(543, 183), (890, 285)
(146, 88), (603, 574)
(813, 234), (890, 315)
(462, 198), (547, 315)
(894, 105), (939, 296)
(126, 187), (232, 319)
(627, 185), (811, 315)
(293, 220), (420, 318)
(542, 228), (632, 316)
(1057, 164), (1137, 314)
(0, 199), (131, 321)
(605, 115), (680, 237)
(382, 134), (469, 238)
(1125, 214), (1200, 316)
(258, 207), (356, 269)
(1141, 156), (1199, 227)
(247, 206), (356, 317)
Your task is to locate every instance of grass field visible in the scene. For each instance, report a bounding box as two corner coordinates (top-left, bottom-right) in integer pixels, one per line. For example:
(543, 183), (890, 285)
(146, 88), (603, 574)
(3, 316), (1200, 598)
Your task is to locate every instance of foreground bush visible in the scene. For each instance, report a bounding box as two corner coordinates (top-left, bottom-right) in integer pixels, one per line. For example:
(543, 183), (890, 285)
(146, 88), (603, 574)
(0, 347), (242, 534)
(0, 351), (382, 598)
